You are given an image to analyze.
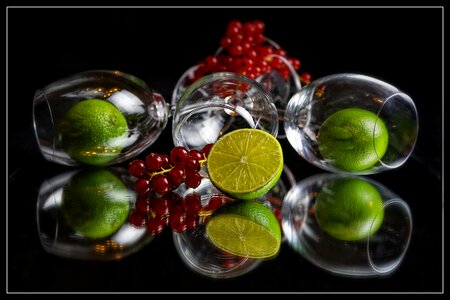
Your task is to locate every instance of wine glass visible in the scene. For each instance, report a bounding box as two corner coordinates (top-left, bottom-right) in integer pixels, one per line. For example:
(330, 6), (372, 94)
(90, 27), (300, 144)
(33, 70), (169, 166)
(281, 173), (412, 277)
(171, 72), (279, 150)
(171, 38), (302, 139)
(36, 167), (154, 261)
(284, 73), (419, 174)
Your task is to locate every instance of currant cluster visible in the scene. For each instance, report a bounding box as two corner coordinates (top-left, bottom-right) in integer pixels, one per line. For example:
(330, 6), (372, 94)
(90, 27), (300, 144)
(128, 144), (214, 196)
(129, 192), (231, 234)
(187, 19), (311, 85)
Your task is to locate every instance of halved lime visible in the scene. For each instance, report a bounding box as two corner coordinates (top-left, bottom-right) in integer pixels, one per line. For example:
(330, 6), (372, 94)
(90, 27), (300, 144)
(207, 129), (283, 200)
(206, 200), (281, 259)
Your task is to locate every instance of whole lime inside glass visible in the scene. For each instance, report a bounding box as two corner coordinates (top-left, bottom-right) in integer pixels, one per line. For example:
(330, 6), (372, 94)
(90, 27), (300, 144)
(61, 169), (131, 239)
(59, 99), (128, 166)
(315, 177), (384, 241)
(317, 108), (389, 172)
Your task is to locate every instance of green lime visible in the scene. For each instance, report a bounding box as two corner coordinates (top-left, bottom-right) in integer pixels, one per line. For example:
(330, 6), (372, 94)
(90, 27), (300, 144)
(59, 99), (128, 166)
(317, 108), (389, 172)
(315, 177), (384, 241)
(61, 169), (131, 239)
(207, 129), (283, 200)
(206, 200), (281, 258)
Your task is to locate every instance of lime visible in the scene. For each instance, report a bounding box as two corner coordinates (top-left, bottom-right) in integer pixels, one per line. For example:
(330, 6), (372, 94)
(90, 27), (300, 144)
(206, 200), (281, 258)
(59, 99), (128, 166)
(317, 108), (389, 172)
(315, 177), (384, 241)
(61, 169), (131, 239)
(207, 129), (283, 200)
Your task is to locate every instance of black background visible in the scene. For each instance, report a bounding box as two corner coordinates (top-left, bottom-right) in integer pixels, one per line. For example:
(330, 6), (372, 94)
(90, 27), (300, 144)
(7, 7), (442, 292)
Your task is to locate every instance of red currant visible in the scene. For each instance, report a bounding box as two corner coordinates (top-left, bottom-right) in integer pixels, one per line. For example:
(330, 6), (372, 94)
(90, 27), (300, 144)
(129, 160), (146, 178)
(146, 153), (164, 172)
(168, 166), (186, 187)
(202, 143), (214, 157)
(185, 171), (202, 189)
(169, 146), (190, 167)
(151, 175), (171, 195)
(186, 157), (200, 171)
(189, 149), (204, 161)
(135, 178), (150, 195)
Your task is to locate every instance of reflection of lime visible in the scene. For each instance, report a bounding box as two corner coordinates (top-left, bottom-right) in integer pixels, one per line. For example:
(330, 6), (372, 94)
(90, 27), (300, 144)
(206, 201), (281, 258)
(207, 129), (283, 200)
(59, 99), (128, 166)
(318, 108), (389, 172)
(61, 169), (130, 239)
(315, 178), (384, 241)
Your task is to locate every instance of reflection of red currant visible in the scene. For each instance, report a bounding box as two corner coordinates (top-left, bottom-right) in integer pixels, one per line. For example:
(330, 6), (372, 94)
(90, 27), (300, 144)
(129, 192), (230, 235)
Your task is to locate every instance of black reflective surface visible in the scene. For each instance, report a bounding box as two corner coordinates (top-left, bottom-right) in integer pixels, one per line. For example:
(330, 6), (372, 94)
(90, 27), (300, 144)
(8, 7), (442, 292)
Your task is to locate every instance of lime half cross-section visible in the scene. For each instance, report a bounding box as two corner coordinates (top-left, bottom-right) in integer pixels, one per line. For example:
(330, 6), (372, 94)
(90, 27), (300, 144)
(207, 129), (283, 200)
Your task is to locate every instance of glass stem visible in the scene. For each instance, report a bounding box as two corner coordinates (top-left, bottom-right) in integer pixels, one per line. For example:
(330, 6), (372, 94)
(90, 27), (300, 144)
(267, 54), (302, 92)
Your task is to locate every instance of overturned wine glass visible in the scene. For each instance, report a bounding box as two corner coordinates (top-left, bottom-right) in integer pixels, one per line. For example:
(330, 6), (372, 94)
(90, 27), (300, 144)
(284, 73), (418, 174)
(33, 70), (169, 166)
(172, 72), (279, 150)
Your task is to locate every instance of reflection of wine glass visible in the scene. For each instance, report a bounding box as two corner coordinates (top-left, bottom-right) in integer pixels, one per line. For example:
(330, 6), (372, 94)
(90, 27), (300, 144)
(173, 178), (262, 279)
(172, 72), (279, 150)
(282, 173), (412, 277)
(284, 73), (418, 174)
(33, 70), (169, 166)
(172, 165), (294, 278)
(37, 167), (153, 260)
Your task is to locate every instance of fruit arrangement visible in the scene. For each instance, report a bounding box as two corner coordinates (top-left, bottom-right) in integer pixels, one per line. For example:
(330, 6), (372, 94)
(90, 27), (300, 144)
(186, 19), (311, 85)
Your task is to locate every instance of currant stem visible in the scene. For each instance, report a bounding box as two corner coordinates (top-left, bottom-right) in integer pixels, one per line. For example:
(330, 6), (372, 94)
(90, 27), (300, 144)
(148, 157), (208, 179)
